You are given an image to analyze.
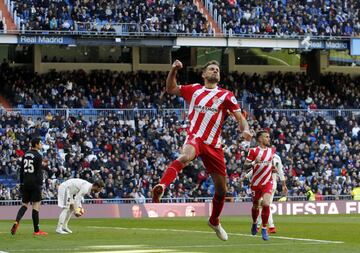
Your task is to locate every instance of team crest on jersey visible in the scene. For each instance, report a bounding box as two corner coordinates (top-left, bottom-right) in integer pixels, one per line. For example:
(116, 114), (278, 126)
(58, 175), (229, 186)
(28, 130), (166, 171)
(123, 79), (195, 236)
(212, 96), (219, 104)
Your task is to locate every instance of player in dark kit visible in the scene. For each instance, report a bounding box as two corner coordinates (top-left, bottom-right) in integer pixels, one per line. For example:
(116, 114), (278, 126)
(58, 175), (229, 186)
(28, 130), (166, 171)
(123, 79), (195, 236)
(11, 137), (48, 236)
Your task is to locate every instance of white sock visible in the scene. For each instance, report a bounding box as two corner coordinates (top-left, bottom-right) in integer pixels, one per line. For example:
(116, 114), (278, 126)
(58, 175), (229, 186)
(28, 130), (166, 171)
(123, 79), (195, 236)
(257, 208), (262, 227)
(268, 211), (274, 228)
(64, 210), (74, 229)
(57, 209), (68, 230)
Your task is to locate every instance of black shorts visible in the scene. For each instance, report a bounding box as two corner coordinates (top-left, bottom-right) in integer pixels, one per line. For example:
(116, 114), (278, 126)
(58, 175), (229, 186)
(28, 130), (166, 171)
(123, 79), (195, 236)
(21, 185), (42, 203)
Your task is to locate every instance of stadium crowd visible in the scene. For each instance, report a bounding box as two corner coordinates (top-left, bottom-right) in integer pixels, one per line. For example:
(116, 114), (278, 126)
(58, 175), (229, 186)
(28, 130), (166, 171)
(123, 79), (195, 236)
(9, 0), (360, 36)
(0, 99), (359, 202)
(217, 0), (360, 36)
(0, 61), (360, 202)
(13, 0), (211, 35)
(2, 68), (360, 110)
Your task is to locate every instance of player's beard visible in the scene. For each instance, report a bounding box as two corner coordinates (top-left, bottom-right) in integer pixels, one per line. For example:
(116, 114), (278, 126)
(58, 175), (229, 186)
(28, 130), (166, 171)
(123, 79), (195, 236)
(206, 75), (220, 84)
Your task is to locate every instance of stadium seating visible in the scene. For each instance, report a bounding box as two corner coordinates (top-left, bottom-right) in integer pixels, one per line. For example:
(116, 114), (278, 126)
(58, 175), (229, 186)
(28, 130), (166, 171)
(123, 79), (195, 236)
(0, 104), (359, 201)
(12, 0), (211, 35)
(9, 0), (360, 36)
(1, 65), (359, 201)
(209, 0), (360, 36)
(3, 68), (360, 110)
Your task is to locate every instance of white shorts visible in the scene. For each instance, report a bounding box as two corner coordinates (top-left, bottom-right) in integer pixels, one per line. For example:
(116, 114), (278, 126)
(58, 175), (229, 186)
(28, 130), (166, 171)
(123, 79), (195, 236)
(57, 184), (74, 209)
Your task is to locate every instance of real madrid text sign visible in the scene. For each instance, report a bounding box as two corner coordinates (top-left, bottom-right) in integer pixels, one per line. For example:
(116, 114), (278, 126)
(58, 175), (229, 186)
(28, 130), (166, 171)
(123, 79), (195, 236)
(18, 35), (75, 45)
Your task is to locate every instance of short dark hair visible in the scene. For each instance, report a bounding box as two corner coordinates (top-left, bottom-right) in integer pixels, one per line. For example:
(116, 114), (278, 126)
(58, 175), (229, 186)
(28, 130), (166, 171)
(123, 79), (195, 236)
(256, 130), (268, 141)
(202, 60), (220, 72)
(93, 180), (105, 188)
(31, 137), (41, 148)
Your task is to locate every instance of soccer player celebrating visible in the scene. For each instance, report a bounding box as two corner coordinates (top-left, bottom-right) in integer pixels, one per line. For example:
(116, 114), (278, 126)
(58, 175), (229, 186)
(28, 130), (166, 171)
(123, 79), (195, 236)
(152, 59), (252, 241)
(242, 151), (288, 234)
(243, 130), (278, 241)
(11, 137), (48, 236)
(56, 178), (104, 234)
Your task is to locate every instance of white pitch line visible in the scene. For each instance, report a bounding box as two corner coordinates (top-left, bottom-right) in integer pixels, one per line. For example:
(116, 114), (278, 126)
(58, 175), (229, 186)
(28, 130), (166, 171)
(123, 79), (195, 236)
(78, 250), (178, 253)
(87, 226), (344, 244)
(5, 242), (344, 252)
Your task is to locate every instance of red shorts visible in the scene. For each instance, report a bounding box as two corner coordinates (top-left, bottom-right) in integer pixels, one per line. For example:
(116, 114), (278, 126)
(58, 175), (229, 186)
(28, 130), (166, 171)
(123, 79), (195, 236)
(251, 181), (273, 202)
(184, 134), (226, 176)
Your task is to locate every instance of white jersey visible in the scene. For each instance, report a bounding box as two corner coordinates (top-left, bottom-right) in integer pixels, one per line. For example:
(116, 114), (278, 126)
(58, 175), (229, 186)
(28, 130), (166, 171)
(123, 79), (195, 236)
(58, 178), (92, 209)
(245, 154), (285, 191)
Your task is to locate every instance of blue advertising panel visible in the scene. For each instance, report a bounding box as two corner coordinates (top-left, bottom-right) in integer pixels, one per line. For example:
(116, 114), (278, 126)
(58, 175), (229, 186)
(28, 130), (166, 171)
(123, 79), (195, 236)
(350, 38), (360, 56)
(18, 35), (75, 45)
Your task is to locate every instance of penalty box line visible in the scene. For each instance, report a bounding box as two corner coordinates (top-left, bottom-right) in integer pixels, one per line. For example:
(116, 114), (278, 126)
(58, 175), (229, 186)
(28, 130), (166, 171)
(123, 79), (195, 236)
(87, 226), (344, 244)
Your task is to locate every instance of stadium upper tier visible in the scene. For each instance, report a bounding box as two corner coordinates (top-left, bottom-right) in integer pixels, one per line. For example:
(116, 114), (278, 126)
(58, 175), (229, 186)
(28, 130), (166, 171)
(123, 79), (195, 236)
(8, 0), (360, 36)
(2, 68), (359, 109)
(12, 0), (212, 35)
(210, 0), (360, 36)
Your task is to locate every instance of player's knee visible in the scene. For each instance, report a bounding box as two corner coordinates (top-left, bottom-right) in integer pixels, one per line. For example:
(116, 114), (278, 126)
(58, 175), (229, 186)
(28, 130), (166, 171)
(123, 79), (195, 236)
(178, 154), (191, 164)
(262, 201), (270, 207)
(215, 188), (226, 199)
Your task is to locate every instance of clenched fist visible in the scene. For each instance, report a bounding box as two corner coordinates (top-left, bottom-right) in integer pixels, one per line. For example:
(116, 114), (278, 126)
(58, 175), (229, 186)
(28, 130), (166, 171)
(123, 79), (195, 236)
(172, 60), (183, 70)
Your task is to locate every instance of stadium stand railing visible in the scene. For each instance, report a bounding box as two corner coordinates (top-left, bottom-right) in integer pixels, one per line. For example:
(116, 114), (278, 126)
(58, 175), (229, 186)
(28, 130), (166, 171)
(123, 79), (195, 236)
(1, 108), (189, 122)
(257, 108), (360, 121)
(2, 108), (359, 121)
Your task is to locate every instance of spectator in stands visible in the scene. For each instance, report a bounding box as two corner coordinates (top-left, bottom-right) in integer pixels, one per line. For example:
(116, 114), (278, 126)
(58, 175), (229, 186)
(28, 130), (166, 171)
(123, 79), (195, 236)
(0, 67), (359, 202)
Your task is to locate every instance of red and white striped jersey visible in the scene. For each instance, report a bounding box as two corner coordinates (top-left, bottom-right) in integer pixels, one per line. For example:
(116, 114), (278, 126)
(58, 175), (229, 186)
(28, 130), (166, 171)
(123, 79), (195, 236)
(245, 146), (276, 187)
(179, 83), (240, 148)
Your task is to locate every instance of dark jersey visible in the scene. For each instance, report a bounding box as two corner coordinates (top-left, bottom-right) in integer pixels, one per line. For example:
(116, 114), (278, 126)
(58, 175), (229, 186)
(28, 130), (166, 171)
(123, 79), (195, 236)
(20, 150), (43, 187)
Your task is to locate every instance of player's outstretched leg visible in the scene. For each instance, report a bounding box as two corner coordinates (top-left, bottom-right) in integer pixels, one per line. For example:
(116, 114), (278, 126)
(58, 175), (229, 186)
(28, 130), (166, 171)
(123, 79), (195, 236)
(208, 174), (227, 241)
(152, 184), (165, 203)
(207, 220), (228, 241)
(10, 221), (20, 235)
(11, 205), (28, 235)
(208, 193), (227, 241)
(152, 160), (184, 203)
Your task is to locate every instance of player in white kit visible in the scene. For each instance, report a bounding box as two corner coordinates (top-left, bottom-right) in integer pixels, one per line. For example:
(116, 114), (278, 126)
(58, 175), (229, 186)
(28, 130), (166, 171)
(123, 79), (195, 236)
(56, 179), (104, 234)
(243, 153), (288, 233)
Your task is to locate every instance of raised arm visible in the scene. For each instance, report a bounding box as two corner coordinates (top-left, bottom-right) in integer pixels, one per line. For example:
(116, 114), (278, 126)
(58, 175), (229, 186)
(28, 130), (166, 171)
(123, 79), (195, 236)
(166, 60), (183, 96)
(232, 110), (252, 141)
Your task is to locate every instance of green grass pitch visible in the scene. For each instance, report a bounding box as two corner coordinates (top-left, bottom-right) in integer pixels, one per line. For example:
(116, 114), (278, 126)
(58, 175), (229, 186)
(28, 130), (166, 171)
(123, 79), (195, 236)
(0, 215), (359, 253)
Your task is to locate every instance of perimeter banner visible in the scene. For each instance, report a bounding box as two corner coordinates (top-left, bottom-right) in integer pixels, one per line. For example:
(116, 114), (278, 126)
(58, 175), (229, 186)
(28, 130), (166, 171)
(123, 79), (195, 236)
(18, 35), (75, 45)
(0, 200), (359, 220)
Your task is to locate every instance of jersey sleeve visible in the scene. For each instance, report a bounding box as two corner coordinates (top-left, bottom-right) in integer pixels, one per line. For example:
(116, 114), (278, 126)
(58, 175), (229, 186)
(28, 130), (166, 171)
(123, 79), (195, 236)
(224, 92), (241, 113)
(35, 153), (43, 185)
(244, 170), (253, 179)
(273, 154), (285, 181)
(245, 148), (256, 162)
(19, 157), (24, 184)
(179, 84), (199, 103)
